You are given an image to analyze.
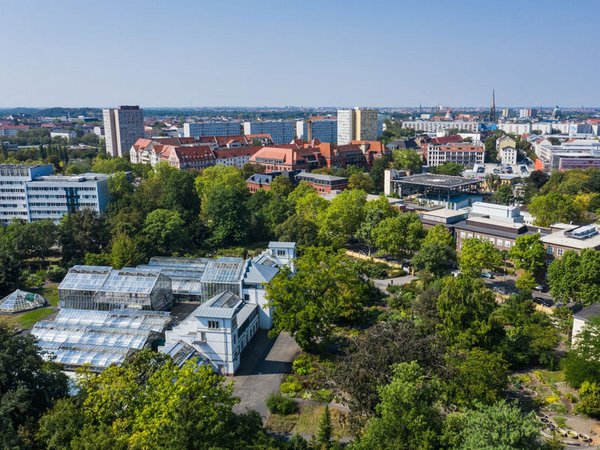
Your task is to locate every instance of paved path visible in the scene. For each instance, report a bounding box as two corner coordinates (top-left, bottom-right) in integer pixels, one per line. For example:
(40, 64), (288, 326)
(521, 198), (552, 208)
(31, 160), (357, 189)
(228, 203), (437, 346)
(232, 330), (300, 421)
(372, 275), (417, 292)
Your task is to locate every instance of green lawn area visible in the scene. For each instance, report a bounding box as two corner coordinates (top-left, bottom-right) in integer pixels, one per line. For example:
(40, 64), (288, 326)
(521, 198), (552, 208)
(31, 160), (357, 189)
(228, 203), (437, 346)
(265, 403), (349, 439)
(15, 307), (55, 329)
(537, 369), (565, 384)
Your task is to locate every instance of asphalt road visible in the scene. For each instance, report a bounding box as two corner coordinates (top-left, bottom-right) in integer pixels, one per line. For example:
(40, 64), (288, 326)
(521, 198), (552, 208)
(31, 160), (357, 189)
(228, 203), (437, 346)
(232, 330), (300, 421)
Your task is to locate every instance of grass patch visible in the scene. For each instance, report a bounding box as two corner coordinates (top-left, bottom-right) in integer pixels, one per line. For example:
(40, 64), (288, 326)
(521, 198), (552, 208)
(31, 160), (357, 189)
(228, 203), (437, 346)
(15, 307), (55, 329)
(265, 404), (349, 439)
(537, 370), (565, 384)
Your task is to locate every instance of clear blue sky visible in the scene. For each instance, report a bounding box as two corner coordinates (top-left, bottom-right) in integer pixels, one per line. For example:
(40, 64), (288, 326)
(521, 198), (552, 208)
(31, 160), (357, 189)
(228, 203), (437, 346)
(1, 0), (599, 108)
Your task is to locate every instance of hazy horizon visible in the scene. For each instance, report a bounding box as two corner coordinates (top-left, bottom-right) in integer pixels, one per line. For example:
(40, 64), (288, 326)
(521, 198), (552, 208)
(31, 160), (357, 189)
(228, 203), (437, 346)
(1, 0), (599, 108)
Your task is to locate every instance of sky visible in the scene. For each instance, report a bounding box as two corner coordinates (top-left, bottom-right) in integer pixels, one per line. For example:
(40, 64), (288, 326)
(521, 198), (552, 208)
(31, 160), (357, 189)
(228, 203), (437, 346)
(1, 0), (599, 108)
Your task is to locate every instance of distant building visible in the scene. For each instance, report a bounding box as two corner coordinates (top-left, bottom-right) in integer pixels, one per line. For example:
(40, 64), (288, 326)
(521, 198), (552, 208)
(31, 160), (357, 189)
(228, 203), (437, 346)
(426, 141), (485, 168)
(337, 108), (379, 145)
(50, 130), (77, 140)
(183, 122), (242, 138)
(130, 138), (216, 170)
(540, 224), (600, 261)
(497, 136), (518, 166)
(248, 144), (320, 172)
(103, 106), (144, 157)
(297, 117), (337, 143)
(0, 124), (29, 136)
(519, 108), (537, 119)
(400, 120), (479, 134)
(497, 122), (532, 135)
(242, 121), (296, 145)
(246, 171), (299, 193)
(295, 172), (348, 193)
(0, 164), (110, 224)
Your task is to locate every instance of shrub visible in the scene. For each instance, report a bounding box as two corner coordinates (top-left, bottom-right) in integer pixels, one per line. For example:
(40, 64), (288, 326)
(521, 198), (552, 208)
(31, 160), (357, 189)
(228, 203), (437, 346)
(266, 392), (298, 415)
(280, 380), (303, 395)
(576, 381), (600, 419)
(356, 260), (389, 279)
(22, 270), (45, 289)
(46, 265), (67, 282)
(292, 354), (315, 376)
(313, 388), (334, 403)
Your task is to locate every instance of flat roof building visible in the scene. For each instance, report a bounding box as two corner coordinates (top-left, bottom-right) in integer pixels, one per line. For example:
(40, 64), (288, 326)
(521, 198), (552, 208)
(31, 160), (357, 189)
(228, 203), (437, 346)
(103, 106), (144, 158)
(0, 164), (110, 224)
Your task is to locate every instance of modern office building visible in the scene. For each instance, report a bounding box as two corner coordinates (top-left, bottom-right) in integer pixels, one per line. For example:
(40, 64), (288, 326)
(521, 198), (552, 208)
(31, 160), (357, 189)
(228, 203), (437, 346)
(242, 121), (296, 145)
(337, 108), (379, 145)
(183, 122), (242, 138)
(103, 105), (144, 157)
(0, 164), (110, 225)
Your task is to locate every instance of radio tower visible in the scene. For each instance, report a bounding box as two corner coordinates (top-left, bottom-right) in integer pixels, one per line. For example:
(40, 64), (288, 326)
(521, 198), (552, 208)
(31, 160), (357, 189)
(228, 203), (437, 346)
(490, 89), (496, 123)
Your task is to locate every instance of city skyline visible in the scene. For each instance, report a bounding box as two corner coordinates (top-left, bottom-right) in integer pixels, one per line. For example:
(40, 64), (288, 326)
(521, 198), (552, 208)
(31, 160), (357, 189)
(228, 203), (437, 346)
(1, 0), (600, 108)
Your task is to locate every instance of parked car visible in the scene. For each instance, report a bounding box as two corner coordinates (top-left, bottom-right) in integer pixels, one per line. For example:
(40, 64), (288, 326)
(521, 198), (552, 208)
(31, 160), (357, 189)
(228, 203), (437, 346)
(533, 297), (553, 307)
(505, 166), (513, 174)
(534, 284), (547, 292)
(480, 271), (494, 279)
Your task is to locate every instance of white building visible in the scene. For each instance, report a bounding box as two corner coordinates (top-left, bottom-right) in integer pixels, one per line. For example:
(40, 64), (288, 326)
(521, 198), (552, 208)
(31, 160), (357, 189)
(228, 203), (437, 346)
(103, 106), (144, 157)
(50, 130), (77, 140)
(0, 164), (110, 225)
(183, 122), (242, 138)
(571, 303), (600, 347)
(497, 122), (531, 135)
(161, 241), (296, 374)
(242, 121), (296, 145)
(401, 120), (480, 134)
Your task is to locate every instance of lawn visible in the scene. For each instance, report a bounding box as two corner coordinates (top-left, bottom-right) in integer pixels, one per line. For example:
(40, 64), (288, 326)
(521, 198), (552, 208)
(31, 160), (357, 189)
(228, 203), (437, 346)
(537, 369), (565, 385)
(15, 307), (56, 329)
(265, 403), (349, 439)
(33, 284), (60, 307)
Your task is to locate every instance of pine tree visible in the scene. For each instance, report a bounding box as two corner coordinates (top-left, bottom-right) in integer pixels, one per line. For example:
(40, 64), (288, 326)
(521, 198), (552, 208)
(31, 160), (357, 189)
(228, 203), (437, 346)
(316, 406), (333, 449)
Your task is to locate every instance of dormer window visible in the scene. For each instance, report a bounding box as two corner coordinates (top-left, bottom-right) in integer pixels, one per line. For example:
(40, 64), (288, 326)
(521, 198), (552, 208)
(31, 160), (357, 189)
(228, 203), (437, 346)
(208, 320), (219, 329)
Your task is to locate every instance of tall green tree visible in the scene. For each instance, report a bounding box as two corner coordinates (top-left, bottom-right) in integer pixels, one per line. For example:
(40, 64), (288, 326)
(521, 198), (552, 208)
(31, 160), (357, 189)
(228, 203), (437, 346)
(564, 317), (600, 387)
(509, 234), (546, 275)
(547, 249), (600, 305)
(266, 247), (375, 350)
(59, 209), (109, 265)
(351, 362), (442, 450)
(392, 149), (422, 173)
(356, 196), (397, 255)
(0, 323), (69, 447)
(458, 238), (502, 276)
(372, 212), (424, 260)
(317, 189), (366, 246)
(436, 275), (501, 349)
(143, 209), (186, 255)
(316, 406), (333, 449)
(492, 183), (514, 205)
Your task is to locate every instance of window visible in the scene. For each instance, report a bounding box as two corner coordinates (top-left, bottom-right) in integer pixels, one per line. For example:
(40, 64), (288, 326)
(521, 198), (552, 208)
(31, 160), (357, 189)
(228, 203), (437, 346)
(557, 248), (564, 256)
(244, 294), (250, 301)
(208, 320), (219, 329)
(546, 246), (553, 255)
(277, 250), (286, 256)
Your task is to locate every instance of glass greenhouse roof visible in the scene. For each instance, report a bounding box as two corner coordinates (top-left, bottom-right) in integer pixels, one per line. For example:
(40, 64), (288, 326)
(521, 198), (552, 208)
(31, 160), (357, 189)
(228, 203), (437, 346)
(201, 257), (247, 284)
(0, 289), (46, 313)
(60, 266), (163, 295)
(31, 308), (171, 371)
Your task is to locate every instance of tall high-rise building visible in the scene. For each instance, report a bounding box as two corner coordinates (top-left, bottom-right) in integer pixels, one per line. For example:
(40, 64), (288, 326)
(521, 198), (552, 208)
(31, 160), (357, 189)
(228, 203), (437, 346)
(242, 121), (296, 145)
(103, 106), (144, 157)
(336, 108), (379, 145)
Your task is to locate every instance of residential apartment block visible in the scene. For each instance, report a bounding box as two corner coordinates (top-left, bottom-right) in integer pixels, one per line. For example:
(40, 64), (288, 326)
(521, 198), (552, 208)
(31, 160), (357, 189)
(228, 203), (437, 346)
(425, 141), (485, 168)
(0, 124), (29, 136)
(183, 122), (242, 138)
(401, 120), (480, 134)
(297, 116), (337, 143)
(103, 105), (144, 157)
(242, 121), (296, 144)
(0, 164), (110, 224)
(337, 108), (379, 145)
(497, 136), (517, 166)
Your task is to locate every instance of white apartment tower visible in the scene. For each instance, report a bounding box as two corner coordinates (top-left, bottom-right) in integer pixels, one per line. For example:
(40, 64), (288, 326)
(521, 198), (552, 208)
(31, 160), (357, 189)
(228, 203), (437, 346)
(337, 108), (379, 145)
(103, 106), (144, 157)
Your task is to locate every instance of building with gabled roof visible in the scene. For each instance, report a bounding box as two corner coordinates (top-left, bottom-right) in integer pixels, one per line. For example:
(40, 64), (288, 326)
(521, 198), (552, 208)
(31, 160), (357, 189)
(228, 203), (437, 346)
(0, 289), (46, 313)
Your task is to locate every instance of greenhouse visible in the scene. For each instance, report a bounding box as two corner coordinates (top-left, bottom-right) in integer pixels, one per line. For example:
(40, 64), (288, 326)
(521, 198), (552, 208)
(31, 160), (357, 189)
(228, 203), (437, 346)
(59, 265), (173, 311)
(31, 308), (172, 372)
(0, 289), (46, 313)
(140, 256), (212, 300)
(199, 257), (248, 301)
